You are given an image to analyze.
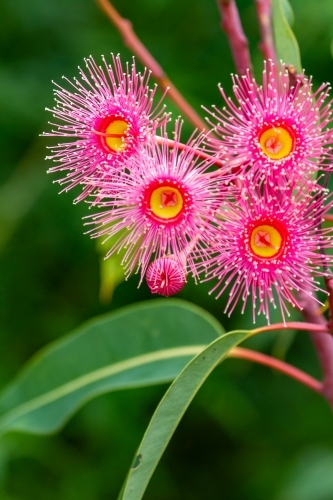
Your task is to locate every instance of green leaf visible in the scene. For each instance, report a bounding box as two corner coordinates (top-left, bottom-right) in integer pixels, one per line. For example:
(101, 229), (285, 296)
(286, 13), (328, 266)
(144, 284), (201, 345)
(281, 0), (294, 26)
(118, 328), (255, 500)
(98, 247), (125, 304)
(0, 299), (223, 436)
(0, 139), (47, 252)
(96, 234), (126, 304)
(272, 0), (302, 72)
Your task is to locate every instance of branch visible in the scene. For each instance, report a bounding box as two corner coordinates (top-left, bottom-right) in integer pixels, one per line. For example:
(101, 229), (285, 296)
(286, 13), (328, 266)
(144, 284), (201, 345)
(229, 347), (322, 393)
(254, 0), (277, 64)
(324, 214), (333, 222)
(325, 277), (333, 331)
(298, 290), (333, 409)
(154, 136), (226, 170)
(95, 0), (208, 131)
(216, 0), (252, 75)
(252, 321), (331, 335)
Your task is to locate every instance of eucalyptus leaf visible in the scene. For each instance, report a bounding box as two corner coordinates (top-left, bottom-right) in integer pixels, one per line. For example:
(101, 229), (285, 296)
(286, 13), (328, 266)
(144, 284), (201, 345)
(118, 329), (255, 500)
(96, 234), (126, 304)
(0, 139), (47, 252)
(0, 299), (223, 436)
(281, 0), (294, 26)
(98, 250), (125, 304)
(272, 0), (302, 72)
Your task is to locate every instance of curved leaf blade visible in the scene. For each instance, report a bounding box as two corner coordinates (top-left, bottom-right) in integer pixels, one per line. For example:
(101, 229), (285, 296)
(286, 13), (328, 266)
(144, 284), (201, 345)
(0, 299), (223, 436)
(281, 0), (294, 26)
(272, 0), (302, 72)
(119, 329), (254, 500)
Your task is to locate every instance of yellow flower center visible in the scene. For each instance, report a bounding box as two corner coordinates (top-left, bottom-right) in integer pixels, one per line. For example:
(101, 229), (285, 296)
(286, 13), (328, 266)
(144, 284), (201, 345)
(104, 119), (129, 152)
(250, 224), (283, 258)
(259, 126), (293, 159)
(150, 186), (183, 220)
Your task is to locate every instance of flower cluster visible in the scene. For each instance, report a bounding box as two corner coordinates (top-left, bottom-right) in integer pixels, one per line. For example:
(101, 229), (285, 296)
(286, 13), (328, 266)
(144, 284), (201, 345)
(45, 56), (333, 322)
(86, 121), (231, 282)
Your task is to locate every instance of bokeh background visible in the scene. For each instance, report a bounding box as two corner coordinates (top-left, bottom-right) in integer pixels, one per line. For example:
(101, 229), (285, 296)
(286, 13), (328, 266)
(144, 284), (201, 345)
(1, 0), (333, 498)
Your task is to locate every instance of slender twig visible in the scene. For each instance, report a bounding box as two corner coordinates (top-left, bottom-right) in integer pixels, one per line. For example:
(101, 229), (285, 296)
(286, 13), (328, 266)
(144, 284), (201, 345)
(253, 318), (333, 406)
(252, 321), (331, 335)
(286, 64), (305, 95)
(298, 291), (333, 409)
(324, 214), (333, 222)
(93, 131), (227, 171)
(324, 277), (333, 331)
(254, 0), (277, 64)
(229, 347), (322, 393)
(216, 0), (252, 76)
(293, 169), (333, 408)
(322, 225), (333, 329)
(313, 170), (333, 330)
(95, 0), (208, 131)
(153, 136), (258, 180)
(154, 136), (226, 170)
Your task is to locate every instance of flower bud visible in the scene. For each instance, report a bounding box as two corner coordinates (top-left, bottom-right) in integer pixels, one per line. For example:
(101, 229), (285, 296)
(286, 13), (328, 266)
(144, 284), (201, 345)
(146, 257), (187, 297)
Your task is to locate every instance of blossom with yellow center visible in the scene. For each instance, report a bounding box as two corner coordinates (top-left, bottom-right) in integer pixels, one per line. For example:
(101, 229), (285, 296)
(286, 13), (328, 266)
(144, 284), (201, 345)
(205, 60), (333, 182)
(203, 184), (333, 324)
(44, 54), (168, 203)
(88, 122), (229, 282)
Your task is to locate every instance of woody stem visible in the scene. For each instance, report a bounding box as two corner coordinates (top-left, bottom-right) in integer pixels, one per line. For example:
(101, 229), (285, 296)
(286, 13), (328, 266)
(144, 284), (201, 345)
(153, 136), (226, 170)
(297, 291), (333, 410)
(254, 0), (277, 64)
(95, 0), (208, 131)
(216, 0), (252, 76)
(229, 347), (322, 393)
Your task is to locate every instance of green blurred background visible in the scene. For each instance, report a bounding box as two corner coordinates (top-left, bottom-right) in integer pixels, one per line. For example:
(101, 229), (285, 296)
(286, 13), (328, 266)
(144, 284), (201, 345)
(1, 0), (333, 498)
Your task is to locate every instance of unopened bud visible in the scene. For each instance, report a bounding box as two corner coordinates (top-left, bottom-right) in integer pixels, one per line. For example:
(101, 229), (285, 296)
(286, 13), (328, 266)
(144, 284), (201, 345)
(146, 257), (187, 297)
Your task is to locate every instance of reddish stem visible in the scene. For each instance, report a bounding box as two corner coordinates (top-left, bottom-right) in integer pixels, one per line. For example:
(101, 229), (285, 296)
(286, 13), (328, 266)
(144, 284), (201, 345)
(229, 347), (322, 393)
(324, 214), (333, 222)
(252, 321), (331, 335)
(298, 291), (333, 409)
(324, 277), (333, 330)
(254, 0), (277, 64)
(95, 0), (208, 131)
(216, 0), (252, 76)
(154, 136), (226, 170)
